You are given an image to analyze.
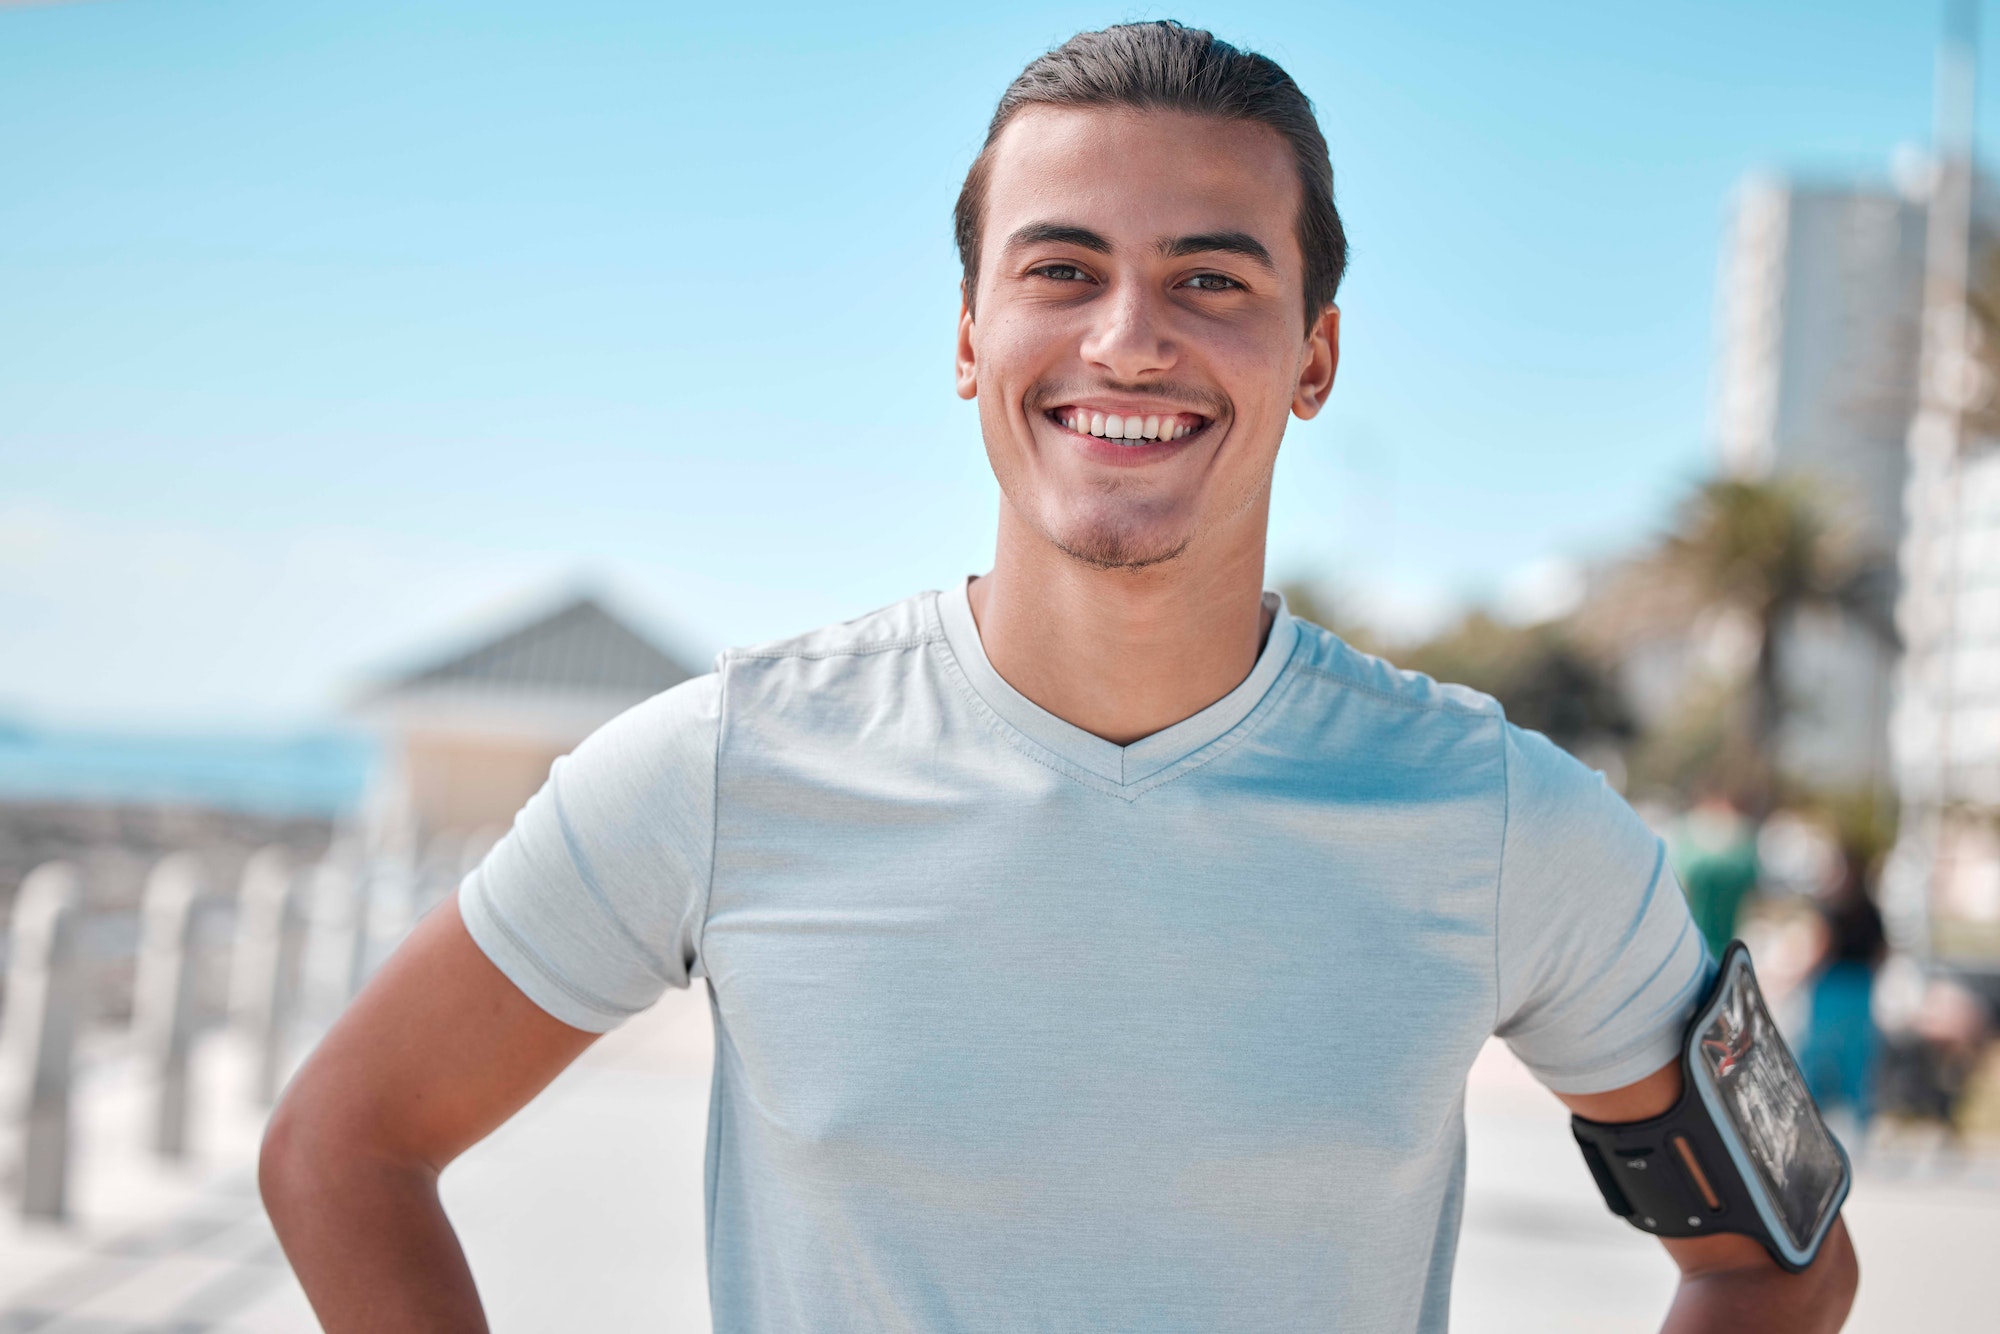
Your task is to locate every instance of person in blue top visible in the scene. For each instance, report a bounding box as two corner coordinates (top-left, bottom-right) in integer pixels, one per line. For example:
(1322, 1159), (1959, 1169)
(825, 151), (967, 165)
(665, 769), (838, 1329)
(260, 21), (1858, 1332)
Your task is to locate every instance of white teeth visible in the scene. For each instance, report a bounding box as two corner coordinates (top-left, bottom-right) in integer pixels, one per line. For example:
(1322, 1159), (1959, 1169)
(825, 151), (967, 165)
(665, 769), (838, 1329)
(1060, 410), (1202, 441)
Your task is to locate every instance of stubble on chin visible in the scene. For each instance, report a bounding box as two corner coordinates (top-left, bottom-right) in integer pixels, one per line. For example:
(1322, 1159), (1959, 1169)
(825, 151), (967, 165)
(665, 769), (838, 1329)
(1042, 493), (1193, 571)
(1049, 525), (1189, 571)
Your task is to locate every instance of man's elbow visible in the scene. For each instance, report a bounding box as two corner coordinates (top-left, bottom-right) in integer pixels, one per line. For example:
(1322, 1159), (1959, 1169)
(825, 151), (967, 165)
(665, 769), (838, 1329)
(258, 1092), (322, 1227)
(258, 1086), (385, 1228)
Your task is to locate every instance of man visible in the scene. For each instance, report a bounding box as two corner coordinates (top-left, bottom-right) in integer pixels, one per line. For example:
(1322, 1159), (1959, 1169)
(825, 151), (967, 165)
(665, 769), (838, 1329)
(261, 22), (1857, 1332)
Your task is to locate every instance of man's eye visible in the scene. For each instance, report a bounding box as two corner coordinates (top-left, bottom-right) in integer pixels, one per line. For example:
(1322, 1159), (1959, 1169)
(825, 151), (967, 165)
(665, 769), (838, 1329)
(1184, 273), (1241, 291)
(1032, 264), (1087, 282)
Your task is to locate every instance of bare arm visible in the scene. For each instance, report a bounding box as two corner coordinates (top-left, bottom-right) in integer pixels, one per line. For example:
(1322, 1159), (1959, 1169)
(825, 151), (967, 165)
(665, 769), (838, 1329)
(1558, 1063), (1858, 1334)
(260, 892), (598, 1332)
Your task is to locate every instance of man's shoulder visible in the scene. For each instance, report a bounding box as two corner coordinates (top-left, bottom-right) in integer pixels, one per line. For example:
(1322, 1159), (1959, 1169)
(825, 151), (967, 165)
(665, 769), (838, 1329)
(1284, 616), (1502, 727)
(1283, 621), (1623, 820)
(720, 588), (944, 684)
(1251, 619), (1511, 799)
(724, 589), (942, 669)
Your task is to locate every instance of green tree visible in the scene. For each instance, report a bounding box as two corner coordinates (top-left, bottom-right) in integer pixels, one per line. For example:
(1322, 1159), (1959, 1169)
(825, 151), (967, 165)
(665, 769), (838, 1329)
(1398, 613), (1632, 755)
(1280, 583), (1629, 756)
(1653, 478), (1896, 812)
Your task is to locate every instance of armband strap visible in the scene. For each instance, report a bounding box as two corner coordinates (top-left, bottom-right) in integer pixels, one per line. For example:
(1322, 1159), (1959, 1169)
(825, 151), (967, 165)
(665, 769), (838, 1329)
(1571, 1085), (1748, 1240)
(1568, 940), (1851, 1274)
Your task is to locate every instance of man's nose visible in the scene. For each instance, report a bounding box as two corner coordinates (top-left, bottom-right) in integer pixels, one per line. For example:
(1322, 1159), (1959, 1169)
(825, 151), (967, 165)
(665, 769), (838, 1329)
(1078, 280), (1175, 380)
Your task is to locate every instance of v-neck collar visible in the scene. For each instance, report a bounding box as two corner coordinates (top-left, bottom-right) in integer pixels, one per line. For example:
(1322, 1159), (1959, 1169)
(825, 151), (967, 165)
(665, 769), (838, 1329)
(930, 576), (1300, 790)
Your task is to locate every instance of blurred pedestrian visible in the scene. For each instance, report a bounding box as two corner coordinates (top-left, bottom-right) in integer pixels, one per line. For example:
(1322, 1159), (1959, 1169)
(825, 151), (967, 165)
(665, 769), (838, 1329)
(1877, 971), (1992, 1137)
(1671, 788), (1760, 960)
(1797, 853), (1886, 1131)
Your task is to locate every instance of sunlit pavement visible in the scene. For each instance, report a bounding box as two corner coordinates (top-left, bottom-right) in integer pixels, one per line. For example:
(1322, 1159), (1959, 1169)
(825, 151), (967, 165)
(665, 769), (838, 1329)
(1454, 1040), (2000, 1333)
(4, 990), (1995, 1332)
(0, 992), (718, 1334)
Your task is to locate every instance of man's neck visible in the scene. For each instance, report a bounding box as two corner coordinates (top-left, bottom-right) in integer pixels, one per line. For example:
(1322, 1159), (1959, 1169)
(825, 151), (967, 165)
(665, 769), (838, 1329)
(965, 509), (1276, 747)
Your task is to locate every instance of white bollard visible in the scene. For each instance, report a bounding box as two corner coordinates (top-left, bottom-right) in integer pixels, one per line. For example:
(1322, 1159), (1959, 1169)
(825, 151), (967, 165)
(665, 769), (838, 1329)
(228, 847), (303, 1106)
(413, 832), (465, 920)
(131, 853), (211, 1160)
(0, 863), (85, 1220)
(346, 856), (421, 996)
(359, 856), (423, 982)
(347, 864), (380, 995)
(299, 859), (362, 1024)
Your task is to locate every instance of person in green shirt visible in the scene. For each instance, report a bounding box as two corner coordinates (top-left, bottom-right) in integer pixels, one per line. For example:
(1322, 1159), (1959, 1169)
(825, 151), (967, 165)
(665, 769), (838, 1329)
(1671, 791), (1760, 959)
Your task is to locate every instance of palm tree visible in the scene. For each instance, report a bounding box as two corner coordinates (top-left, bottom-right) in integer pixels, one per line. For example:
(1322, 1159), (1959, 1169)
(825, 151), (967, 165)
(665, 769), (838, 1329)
(1655, 478), (1897, 811)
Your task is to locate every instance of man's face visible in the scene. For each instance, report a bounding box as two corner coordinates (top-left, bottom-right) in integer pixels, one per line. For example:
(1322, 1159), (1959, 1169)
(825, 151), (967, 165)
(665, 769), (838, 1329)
(956, 106), (1339, 571)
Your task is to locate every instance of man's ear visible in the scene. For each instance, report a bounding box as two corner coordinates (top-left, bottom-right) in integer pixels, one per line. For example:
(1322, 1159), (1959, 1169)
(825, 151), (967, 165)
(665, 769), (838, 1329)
(955, 282), (978, 401)
(1291, 304), (1340, 420)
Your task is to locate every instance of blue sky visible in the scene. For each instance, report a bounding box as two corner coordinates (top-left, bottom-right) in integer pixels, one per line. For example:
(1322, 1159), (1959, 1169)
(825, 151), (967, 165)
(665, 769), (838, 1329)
(0, 0), (1964, 727)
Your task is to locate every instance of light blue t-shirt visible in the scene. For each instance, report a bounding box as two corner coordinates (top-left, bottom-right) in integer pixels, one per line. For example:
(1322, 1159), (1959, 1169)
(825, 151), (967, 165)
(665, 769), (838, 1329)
(460, 581), (1709, 1334)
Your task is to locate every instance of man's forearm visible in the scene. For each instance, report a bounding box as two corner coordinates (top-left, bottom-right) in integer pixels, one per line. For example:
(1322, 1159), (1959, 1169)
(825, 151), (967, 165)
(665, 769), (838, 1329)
(256, 898), (598, 1332)
(261, 1128), (487, 1333)
(1660, 1218), (1857, 1334)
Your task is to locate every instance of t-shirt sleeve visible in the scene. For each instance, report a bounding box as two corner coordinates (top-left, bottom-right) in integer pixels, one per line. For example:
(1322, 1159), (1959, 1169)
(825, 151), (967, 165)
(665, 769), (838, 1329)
(1493, 723), (1714, 1094)
(457, 672), (721, 1033)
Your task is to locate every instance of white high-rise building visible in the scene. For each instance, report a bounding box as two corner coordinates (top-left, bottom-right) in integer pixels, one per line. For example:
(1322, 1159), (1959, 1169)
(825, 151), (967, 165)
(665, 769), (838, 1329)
(1710, 175), (1928, 788)
(1884, 109), (2000, 967)
(1715, 177), (1928, 548)
(1896, 442), (2000, 810)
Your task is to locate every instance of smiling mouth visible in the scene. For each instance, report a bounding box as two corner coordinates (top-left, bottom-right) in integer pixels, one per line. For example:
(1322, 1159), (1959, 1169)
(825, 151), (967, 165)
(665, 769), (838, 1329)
(1046, 408), (1211, 443)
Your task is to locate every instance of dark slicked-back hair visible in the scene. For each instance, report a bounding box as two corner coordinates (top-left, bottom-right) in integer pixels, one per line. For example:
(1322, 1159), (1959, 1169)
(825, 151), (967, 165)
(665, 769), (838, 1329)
(953, 21), (1347, 328)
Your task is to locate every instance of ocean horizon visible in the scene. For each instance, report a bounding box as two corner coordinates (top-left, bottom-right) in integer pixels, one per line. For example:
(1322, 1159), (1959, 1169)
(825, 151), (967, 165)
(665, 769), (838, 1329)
(0, 724), (379, 819)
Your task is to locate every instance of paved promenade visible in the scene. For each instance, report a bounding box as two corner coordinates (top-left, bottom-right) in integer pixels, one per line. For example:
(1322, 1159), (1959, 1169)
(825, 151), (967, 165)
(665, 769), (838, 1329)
(3, 986), (1994, 1331)
(1453, 1039), (2000, 1333)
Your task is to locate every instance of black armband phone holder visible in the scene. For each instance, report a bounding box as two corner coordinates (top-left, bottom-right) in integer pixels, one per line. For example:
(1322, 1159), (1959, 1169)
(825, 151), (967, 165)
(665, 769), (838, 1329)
(1569, 940), (1851, 1273)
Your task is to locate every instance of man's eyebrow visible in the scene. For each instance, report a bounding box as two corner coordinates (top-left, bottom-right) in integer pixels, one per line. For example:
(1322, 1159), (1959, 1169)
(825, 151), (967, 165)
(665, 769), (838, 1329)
(1004, 222), (1113, 253)
(1157, 231), (1276, 270)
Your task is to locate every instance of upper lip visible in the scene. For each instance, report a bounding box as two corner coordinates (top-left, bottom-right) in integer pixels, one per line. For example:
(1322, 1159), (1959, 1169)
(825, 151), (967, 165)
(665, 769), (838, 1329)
(1046, 398), (1211, 422)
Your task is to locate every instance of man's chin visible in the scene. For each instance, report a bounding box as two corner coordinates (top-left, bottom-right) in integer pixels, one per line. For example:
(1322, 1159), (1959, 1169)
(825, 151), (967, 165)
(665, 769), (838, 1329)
(1048, 524), (1192, 572)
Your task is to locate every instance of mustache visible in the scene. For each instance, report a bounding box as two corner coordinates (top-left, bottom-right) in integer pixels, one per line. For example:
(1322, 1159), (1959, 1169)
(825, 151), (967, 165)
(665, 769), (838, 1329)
(1028, 378), (1231, 418)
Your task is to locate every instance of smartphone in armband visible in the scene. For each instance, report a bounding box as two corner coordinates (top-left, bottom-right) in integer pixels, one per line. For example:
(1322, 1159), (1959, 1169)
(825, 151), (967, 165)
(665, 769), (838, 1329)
(1569, 940), (1851, 1273)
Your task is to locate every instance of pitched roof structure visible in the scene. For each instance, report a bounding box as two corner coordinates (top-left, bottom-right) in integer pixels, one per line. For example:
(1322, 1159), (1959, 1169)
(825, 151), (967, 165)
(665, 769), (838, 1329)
(356, 594), (696, 742)
(382, 595), (693, 698)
